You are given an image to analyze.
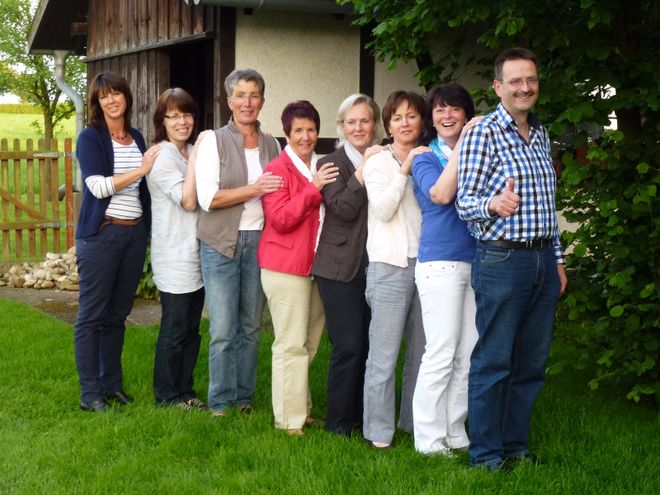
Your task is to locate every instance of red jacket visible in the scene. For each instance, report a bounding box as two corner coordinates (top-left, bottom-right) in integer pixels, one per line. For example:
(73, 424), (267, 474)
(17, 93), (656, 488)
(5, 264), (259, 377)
(257, 150), (323, 276)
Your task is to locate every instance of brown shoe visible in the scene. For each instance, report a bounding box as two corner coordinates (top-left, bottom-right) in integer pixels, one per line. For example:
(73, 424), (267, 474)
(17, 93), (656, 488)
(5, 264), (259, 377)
(287, 428), (305, 437)
(304, 416), (325, 428)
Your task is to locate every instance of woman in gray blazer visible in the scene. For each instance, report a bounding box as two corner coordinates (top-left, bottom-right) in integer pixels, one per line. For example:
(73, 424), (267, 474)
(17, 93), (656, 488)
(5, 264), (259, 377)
(311, 94), (384, 436)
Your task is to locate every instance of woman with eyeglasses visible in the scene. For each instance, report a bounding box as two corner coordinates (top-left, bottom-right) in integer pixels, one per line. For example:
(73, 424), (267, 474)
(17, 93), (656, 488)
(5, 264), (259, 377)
(147, 88), (208, 410)
(194, 69), (282, 416)
(74, 72), (160, 412)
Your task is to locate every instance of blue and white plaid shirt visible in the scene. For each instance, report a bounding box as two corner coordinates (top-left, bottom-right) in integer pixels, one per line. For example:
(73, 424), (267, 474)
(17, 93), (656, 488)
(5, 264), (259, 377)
(457, 103), (564, 263)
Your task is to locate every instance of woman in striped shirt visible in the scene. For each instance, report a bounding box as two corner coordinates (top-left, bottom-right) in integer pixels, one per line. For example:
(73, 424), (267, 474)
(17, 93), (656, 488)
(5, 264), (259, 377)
(74, 72), (160, 412)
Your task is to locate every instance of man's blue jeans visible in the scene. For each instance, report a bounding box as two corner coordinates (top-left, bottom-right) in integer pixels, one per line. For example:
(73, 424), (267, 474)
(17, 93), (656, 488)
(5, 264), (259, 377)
(200, 231), (265, 413)
(468, 244), (560, 468)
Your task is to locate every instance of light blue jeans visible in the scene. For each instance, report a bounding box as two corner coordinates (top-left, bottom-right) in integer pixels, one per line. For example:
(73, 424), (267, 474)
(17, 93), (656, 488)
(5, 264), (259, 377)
(200, 231), (265, 413)
(363, 259), (426, 445)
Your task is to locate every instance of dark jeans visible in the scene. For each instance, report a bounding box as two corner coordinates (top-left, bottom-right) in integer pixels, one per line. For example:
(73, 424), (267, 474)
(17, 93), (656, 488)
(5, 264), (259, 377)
(74, 222), (147, 404)
(153, 287), (205, 404)
(317, 275), (371, 436)
(468, 245), (560, 468)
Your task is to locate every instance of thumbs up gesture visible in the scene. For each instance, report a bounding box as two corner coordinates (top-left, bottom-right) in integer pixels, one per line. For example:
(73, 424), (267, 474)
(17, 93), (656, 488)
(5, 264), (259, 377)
(489, 178), (520, 217)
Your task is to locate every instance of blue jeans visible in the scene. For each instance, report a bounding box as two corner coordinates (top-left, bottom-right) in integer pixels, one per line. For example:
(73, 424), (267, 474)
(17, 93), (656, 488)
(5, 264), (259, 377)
(468, 244), (560, 468)
(363, 260), (426, 444)
(153, 288), (205, 404)
(74, 222), (147, 404)
(200, 232), (265, 412)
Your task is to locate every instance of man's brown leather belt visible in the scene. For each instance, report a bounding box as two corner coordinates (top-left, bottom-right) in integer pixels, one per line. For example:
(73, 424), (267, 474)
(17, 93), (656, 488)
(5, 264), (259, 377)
(100, 215), (143, 230)
(480, 239), (550, 249)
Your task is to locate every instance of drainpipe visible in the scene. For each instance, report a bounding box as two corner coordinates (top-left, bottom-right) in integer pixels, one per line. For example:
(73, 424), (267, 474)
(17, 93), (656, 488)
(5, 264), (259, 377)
(53, 50), (84, 192)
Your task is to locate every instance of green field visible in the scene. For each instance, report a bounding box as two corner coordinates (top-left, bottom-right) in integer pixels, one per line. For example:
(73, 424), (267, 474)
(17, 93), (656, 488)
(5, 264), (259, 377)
(0, 112), (76, 142)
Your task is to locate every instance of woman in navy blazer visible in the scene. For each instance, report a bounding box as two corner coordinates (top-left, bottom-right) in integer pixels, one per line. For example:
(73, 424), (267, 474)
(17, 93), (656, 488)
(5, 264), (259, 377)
(74, 72), (160, 412)
(311, 94), (384, 436)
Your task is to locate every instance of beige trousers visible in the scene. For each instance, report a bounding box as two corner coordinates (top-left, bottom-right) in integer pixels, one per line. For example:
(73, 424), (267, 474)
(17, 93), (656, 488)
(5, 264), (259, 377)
(261, 269), (325, 430)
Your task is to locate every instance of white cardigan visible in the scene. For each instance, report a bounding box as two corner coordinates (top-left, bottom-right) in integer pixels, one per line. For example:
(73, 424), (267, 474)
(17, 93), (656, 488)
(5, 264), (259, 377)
(363, 149), (421, 268)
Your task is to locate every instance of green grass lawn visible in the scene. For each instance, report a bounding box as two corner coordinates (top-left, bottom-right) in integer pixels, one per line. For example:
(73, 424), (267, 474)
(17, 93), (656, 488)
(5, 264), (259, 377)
(0, 299), (657, 494)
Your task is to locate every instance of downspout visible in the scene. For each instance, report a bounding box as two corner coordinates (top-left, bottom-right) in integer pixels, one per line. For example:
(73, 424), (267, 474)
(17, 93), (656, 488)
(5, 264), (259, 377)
(53, 50), (84, 192)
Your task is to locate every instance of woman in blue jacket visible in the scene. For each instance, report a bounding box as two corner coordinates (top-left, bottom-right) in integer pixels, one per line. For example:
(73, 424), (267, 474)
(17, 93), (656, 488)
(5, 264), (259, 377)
(74, 72), (160, 412)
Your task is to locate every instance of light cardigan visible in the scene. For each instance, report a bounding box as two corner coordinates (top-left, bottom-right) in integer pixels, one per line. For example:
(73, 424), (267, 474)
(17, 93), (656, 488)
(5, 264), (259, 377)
(363, 149), (421, 268)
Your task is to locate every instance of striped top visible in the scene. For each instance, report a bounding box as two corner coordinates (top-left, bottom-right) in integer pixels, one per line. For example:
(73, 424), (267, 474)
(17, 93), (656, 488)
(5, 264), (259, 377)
(85, 140), (144, 219)
(456, 103), (564, 263)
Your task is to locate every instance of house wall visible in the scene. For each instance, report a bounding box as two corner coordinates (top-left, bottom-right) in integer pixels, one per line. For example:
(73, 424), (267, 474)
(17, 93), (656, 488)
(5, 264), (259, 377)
(82, 2), (426, 143)
(234, 10), (424, 140)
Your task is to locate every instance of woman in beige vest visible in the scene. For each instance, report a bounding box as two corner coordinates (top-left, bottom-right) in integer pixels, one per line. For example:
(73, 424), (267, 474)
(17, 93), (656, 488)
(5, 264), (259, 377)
(194, 69), (282, 416)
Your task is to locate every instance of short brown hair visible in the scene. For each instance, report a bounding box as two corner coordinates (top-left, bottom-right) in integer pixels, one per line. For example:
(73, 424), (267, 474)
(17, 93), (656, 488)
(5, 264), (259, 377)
(381, 90), (426, 137)
(87, 72), (133, 131)
(152, 88), (199, 144)
(494, 47), (537, 81)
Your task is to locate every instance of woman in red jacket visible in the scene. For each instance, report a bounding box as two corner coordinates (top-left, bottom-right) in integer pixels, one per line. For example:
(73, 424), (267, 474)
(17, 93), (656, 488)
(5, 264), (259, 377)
(258, 100), (339, 436)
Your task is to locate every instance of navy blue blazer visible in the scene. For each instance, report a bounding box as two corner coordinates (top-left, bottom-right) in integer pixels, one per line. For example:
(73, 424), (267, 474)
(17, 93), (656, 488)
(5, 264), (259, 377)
(75, 124), (150, 239)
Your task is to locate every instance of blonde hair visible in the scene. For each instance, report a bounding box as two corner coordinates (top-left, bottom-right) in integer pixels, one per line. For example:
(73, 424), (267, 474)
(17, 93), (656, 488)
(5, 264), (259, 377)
(335, 94), (384, 148)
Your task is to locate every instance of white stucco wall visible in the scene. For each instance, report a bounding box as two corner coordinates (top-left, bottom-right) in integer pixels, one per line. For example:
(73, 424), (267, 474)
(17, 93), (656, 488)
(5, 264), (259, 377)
(234, 10), (424, 138)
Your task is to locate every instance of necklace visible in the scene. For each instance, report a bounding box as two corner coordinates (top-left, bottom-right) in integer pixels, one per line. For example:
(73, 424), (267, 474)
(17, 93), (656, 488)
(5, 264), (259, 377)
(387, 144), (408, 167)
(111, 131), (127, 140)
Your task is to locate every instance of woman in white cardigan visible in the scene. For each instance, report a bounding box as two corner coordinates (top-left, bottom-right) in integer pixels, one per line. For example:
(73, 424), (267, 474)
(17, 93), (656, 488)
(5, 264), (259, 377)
(362, 91), (430, 448)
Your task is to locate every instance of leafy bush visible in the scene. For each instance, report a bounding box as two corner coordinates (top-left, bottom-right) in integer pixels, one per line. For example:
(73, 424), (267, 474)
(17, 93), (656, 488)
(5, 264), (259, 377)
(555, 130), (659, 404)
(136, 247), (159, 300)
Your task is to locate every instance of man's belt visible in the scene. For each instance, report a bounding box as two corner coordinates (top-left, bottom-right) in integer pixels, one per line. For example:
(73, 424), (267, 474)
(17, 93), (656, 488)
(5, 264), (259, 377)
(479, 239), (550, 250)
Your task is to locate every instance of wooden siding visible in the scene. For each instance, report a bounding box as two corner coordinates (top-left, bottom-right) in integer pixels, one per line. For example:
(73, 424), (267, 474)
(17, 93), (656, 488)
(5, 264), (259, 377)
(87, 0), (210, 59)
(87, 51), (171, 144)
(84, 1), (226, 143)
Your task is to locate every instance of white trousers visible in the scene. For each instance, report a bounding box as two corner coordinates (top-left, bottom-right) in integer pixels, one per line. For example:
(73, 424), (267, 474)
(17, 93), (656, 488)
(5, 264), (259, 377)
(412, 260), (477, 453)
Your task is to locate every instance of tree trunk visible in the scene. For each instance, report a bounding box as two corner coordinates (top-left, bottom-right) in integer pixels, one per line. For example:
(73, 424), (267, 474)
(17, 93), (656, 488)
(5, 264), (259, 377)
(615, 107), (642, 141)
(43, 113), (54, 143)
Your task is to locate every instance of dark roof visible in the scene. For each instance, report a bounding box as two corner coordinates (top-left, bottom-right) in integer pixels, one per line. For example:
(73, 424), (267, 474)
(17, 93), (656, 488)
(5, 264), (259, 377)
(28, 0), (89, 54)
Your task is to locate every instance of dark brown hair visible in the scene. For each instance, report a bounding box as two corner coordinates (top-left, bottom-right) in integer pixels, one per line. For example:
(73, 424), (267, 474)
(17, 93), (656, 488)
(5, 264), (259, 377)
(381, 90), (426, 138)
(152, 88), (199, 144)
(87, 72), (133, 131)
(494, 47), (538, 81)
(281, 100), (320, 137)
(422, 83), (476, 145)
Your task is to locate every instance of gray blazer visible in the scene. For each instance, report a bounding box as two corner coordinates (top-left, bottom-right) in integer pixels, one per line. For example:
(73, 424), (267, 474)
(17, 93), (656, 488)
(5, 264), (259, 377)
(312, 146), (369, 283)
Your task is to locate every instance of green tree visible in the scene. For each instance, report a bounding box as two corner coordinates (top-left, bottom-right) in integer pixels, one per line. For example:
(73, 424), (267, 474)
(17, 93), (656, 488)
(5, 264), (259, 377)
(0, 0), (85, 141)
(344, 0), (660, 402)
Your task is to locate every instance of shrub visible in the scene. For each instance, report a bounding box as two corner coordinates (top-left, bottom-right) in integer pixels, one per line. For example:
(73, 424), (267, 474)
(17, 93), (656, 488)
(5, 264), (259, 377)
(555, 129), (660, 404)
(136, 247), (159, 300)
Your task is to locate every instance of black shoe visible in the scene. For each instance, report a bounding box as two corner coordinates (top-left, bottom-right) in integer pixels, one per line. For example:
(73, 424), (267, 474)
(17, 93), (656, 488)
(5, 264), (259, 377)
(105, 390), (133, 405)
(80, 399), (109, 412)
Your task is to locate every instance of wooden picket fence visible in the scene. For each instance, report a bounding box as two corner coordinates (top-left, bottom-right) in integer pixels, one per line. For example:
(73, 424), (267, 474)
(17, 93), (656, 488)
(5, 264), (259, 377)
(0, 138), (75, 261)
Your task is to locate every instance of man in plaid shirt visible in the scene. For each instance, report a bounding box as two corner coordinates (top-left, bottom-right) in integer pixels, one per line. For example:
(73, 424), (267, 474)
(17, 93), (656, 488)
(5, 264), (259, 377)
(457, 47), (568, 471)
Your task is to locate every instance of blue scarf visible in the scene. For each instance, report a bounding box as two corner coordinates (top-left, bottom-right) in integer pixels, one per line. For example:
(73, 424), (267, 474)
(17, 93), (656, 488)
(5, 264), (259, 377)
(429, 136), (453, 168)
